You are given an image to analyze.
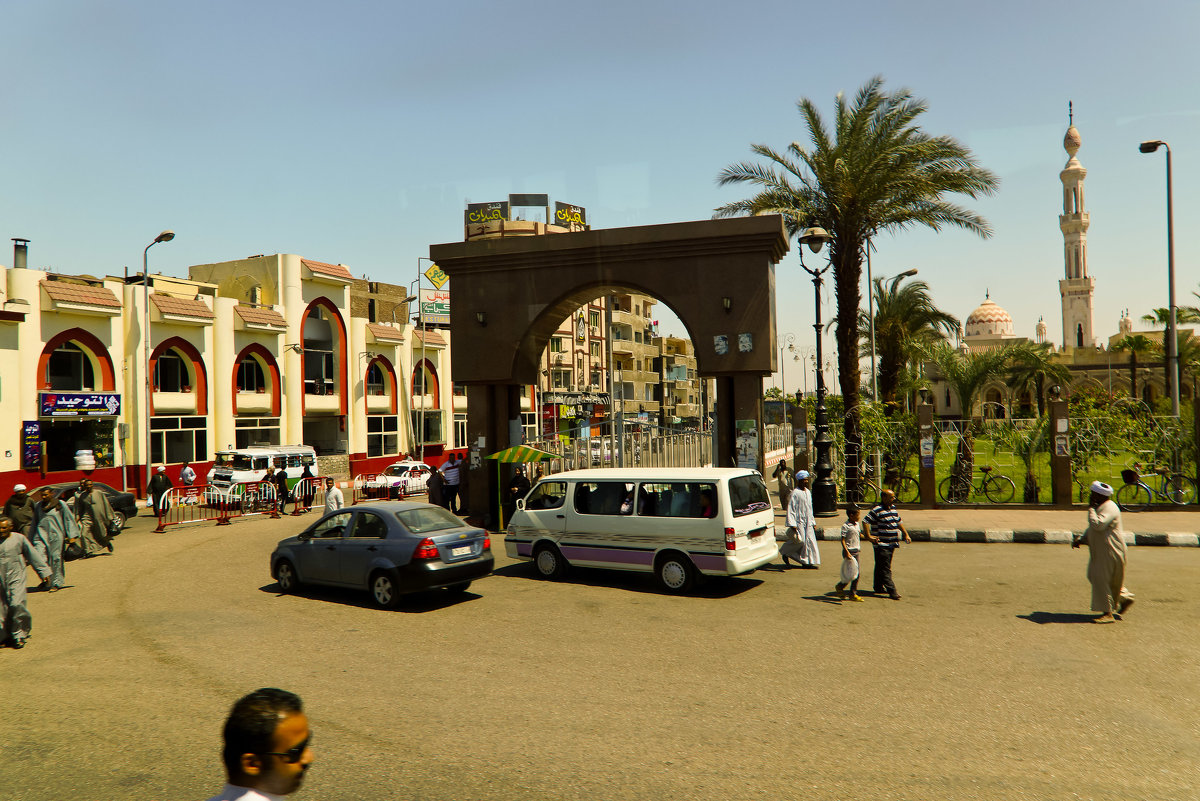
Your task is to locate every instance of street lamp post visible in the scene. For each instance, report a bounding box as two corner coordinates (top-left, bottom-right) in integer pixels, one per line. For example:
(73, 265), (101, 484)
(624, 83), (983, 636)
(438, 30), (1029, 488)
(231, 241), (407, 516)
(143, 230), (175, 495)
(1139, 139), (1180, 417)
(798, 225), (837, 516)
(778, 332), (796, 394)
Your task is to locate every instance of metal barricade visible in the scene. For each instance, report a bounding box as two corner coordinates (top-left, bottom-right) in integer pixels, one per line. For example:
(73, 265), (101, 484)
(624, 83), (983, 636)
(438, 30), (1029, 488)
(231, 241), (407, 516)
(351, 473), (416, 504)
(289, 476), (325, 516)
(153, 484), (237, 533)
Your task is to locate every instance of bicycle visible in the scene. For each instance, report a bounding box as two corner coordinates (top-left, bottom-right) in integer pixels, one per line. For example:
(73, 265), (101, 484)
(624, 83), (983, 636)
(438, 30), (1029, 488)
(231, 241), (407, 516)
(845, 461), (921, 506)
(937, 466), (1016, 504)
(1113, 463), (1197, 511)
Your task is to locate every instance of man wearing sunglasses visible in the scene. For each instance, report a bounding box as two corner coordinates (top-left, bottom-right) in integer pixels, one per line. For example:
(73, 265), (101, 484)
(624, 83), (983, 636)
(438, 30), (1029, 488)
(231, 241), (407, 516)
(207, 687), (314, 800)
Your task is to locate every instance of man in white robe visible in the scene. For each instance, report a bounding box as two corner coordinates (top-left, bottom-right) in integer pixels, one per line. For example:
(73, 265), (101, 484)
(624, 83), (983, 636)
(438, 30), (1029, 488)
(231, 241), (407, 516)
(1072, 481), (1134, 623)
(781, 471), (820, 568)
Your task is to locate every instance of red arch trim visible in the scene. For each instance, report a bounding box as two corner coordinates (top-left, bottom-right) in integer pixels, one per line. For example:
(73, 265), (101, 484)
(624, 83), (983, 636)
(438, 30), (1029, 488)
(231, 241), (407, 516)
(38, 329), (116, 391)
(232, 344), (282, 417)
(365, 355), (399, 415)
(299, 298), (349, 416)
(411, 359), (440, 408)
(150, 337), (209, 415)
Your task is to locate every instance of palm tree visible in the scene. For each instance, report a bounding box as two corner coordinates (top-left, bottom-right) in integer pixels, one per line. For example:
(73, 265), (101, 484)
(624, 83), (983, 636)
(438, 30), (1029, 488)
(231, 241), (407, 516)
(924, 342), (1018, 500)
(1140, 307), (1200, 327)
(862, 274), (958, 413)
(714, 77), (998, 497)
(1112, 334), (1159, 401)
(1005, 341), (1072, 417)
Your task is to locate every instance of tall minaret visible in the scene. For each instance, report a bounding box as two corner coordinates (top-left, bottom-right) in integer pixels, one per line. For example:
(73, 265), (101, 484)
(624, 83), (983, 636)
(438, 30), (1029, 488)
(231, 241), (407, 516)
(1059, 102), (1095, 351)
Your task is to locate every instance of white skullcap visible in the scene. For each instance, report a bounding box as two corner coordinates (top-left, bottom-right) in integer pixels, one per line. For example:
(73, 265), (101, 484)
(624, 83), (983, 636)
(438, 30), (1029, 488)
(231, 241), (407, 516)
(1090, 480), (1113, 497)
(796, 470), (810, 480)
(13, 484), (26, 492)
(157, 465), (166, 473)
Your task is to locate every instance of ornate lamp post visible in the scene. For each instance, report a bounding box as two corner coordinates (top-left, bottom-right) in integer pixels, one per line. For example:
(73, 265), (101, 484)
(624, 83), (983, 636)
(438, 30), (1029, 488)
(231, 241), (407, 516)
(778, 332), (796, 393)
(143, 229), (174, 494)
(798, 225), (837, 515)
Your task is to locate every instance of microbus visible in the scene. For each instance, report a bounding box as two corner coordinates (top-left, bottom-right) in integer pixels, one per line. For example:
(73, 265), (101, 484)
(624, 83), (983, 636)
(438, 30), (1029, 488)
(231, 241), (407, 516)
(505, 467), (777, 593)
(208, 446), (319, 490)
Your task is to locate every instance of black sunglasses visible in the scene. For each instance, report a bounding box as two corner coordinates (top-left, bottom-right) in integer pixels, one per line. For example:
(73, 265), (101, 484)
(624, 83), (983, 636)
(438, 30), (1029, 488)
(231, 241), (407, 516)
(262, 736), (310, 763)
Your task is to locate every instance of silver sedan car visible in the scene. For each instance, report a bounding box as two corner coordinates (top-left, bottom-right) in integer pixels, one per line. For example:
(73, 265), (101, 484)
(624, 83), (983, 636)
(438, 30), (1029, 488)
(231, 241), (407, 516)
(271, 501), (493, 608)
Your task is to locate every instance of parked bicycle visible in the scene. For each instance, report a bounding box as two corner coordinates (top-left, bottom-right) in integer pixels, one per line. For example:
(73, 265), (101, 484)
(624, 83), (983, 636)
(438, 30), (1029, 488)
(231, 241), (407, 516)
(1113, 462), (1197, 511)
(937, 466), (1016, 504)
(845, 461), (921, 506)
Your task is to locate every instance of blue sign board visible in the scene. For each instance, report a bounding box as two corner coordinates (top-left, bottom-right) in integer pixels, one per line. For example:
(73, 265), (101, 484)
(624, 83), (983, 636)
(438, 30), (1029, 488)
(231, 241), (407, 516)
(22, 421), (40, 470)
(40, 392), (121, 417)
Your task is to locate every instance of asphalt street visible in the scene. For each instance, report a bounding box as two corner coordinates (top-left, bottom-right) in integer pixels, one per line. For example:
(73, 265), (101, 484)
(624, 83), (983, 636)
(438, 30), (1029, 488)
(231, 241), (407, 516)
(2, 508), (1199, 801)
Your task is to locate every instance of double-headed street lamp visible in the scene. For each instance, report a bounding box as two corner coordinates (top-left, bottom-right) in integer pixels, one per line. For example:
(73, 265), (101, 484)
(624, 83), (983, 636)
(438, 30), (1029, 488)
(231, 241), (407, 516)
(1138, 139), (1179, 417)
(778, 332), (796, 393)
(798, 225), (837, 516)
(144, 230), (175, 493)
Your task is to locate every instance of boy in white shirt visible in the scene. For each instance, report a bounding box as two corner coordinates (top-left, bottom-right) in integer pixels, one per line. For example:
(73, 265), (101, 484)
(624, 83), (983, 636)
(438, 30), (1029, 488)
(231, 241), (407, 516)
(834, 506), (863, 602)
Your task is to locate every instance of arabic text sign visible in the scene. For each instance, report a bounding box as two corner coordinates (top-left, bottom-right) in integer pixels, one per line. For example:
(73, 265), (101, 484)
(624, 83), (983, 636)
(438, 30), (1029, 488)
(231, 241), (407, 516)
(40, 392), (122, 417)
(419, 289), (451, 326)
(22, 421), (40, 469)
(554, 201), (586, 227)
(464, 201), (509, 225)
(424, 263), (449, 290)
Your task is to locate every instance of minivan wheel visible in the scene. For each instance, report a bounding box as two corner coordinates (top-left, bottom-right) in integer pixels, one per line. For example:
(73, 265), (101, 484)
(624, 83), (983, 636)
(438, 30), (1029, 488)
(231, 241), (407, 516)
(656, 553), (695, 593)
(370, 571), (402, 609)
(533, 544), (567, 579)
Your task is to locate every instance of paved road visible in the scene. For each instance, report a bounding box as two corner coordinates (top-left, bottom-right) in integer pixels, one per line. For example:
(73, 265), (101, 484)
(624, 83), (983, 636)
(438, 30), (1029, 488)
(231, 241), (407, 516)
(3, 510), (1199, 800)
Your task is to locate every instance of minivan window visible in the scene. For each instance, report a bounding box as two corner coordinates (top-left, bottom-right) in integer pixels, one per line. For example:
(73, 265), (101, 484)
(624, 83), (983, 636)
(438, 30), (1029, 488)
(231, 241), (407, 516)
(524, 481), (567, 510)
(637, 482), (717, 518)
(729, 475), (772, 517)
(574, 481), (635, 516)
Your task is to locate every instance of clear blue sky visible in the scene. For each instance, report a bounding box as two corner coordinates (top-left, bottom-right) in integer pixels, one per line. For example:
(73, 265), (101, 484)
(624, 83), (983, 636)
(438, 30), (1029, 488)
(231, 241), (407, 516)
(4, 1), (1197, 394)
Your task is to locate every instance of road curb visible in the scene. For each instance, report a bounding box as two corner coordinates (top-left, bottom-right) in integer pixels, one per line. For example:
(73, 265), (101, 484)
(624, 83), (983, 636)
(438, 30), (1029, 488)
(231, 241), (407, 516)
(813, 526), (1199, 547)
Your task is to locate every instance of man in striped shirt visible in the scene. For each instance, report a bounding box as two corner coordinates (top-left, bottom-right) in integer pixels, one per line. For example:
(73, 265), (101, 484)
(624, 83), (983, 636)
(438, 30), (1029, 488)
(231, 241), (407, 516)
(862, 489), (911, 600)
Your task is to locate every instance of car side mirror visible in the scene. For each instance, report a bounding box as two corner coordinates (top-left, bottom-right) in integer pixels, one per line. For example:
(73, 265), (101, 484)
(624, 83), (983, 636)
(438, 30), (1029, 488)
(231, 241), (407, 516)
(515, 498), (525, 511)
(298, 532), (312, 542)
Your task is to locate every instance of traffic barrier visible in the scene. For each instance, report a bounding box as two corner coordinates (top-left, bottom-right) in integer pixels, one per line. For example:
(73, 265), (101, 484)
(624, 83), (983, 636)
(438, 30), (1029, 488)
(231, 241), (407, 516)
(289, 477), (325, 516)
(352, 473), (423, 504)
(153, 484), (239, 533)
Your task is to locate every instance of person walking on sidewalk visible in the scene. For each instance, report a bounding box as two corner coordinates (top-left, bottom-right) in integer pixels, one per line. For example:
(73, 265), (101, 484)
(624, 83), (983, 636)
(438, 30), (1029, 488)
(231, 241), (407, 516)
(834, 506), (863, 601)
(1072, 481), (1134, 624)
(323, 477), (344, 514)
(771, 459), (794, 511)
(780, 470), (820, 568)
(863, 489), (911, 600)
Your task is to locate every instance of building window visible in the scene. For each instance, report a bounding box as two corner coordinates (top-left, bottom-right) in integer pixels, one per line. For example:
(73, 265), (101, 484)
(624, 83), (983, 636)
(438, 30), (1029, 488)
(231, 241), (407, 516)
(46, 342), (95, 390)
(416, 410), (444, 444)
(304, 348), (335, 395)
(634, 332), (642, 344)
(234, 416), (280, 448)
(590, 341), (600, 358)
(413, 364), (435, 395)
(154, 350), (188, 392)
(550, 337), (565, 353)
(552, 369), (571, 389)
(150, 415), (208, 465)
(589, 311), (600, 328)
(237, 358), (265, 392)
(454, 412), (467, 447)
(365, 363), (385, 395)
(367, 414), (398, 457)
(591, 369), (601, 386)
(452, 382), (465, 397)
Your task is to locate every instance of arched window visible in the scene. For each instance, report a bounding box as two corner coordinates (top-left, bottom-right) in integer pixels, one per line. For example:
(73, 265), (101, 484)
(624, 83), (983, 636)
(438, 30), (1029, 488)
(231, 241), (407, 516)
(1076, 324), (1084, 347)
(46, 342), (95, 390)
(366, 362), (385, 395)
(154, 349), (189, 391)
(237, 357), (266, 392)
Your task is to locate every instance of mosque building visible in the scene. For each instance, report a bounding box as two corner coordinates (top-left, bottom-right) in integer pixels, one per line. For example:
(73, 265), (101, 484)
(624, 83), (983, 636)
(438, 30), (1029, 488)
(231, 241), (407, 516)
(927, 110), (1183, 419)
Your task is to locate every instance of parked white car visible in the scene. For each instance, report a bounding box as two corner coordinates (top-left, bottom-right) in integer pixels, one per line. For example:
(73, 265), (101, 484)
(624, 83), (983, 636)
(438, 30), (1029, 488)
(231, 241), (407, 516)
(363, 461), (435, 499)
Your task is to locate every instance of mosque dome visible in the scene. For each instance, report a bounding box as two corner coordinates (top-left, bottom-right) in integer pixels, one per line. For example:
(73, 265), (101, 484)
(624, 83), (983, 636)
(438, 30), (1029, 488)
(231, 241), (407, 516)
(964, 296), (1015, 338)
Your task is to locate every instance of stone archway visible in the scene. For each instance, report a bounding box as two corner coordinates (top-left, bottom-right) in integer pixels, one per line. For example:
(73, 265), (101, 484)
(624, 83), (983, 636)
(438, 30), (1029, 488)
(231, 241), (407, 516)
(429, 216), (790, 524)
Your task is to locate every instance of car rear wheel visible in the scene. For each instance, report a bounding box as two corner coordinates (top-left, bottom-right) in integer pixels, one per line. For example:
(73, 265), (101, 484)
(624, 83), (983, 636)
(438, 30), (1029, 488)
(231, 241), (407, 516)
(370, 571), (403, 609)
(533, 544), (567, 579)
(110, 510), (126, 530)
(276, 560), (299, 593)
(656, 552), (696, 593)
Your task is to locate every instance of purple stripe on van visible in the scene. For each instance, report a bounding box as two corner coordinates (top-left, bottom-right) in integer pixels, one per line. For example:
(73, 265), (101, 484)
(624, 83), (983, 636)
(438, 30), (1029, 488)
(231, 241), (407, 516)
(691, 553), (728, 572)
(516, 543), (533, 558)
(560, 546), (655, 566)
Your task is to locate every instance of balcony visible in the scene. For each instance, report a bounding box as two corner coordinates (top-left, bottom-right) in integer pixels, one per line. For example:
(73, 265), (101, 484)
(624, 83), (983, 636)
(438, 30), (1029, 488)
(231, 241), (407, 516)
(612, 338), (634, 355)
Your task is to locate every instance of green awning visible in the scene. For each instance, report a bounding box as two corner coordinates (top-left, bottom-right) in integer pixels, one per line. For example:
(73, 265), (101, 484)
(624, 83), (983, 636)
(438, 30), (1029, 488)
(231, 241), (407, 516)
(485, 445), (558, 463)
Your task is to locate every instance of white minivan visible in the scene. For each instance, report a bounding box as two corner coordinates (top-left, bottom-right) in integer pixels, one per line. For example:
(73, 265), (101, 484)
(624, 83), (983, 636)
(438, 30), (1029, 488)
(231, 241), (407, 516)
(505, 467), (778, 592)
(209, 445), (319, 490)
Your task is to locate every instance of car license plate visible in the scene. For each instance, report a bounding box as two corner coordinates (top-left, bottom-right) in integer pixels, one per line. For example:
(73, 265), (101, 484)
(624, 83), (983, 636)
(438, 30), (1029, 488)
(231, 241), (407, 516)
(748, 528), (765, 539)
(450, 546), (471, 557)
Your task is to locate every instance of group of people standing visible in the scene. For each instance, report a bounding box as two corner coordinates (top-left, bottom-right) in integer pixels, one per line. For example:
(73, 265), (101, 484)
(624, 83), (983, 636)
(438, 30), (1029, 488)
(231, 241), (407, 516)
(0, 479), (120, 649)
(425, 454), (465, 514)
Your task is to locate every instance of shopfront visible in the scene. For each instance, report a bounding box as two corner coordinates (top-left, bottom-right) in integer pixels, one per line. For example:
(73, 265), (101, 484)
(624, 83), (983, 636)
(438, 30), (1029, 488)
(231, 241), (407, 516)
(31, 391), (122, 484)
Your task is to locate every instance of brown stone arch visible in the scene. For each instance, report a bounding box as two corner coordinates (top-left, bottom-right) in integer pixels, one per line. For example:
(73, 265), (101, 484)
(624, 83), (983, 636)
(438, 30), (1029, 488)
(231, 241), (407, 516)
(232, 344), (282, 417)
(430, 216), (790, 525)
(365, 355), (398, 415)
(300, 298), (349, 415)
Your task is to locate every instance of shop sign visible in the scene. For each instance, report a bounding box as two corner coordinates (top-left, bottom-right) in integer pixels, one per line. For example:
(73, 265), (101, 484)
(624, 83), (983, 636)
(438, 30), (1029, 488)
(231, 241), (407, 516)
(554, 202), (586, 227)
(542, 391), (610, 406)
(464, 201), (509, 225)
(22, 421), (40, 470)
(39, 392), (121, 417)
(419, 289), (451, 326)
(424, 262), (449, 290)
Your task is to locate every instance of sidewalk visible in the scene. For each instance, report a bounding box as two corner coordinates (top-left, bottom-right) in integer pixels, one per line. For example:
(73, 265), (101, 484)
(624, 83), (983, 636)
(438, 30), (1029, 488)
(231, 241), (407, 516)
(776, 505), (1200, 547)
